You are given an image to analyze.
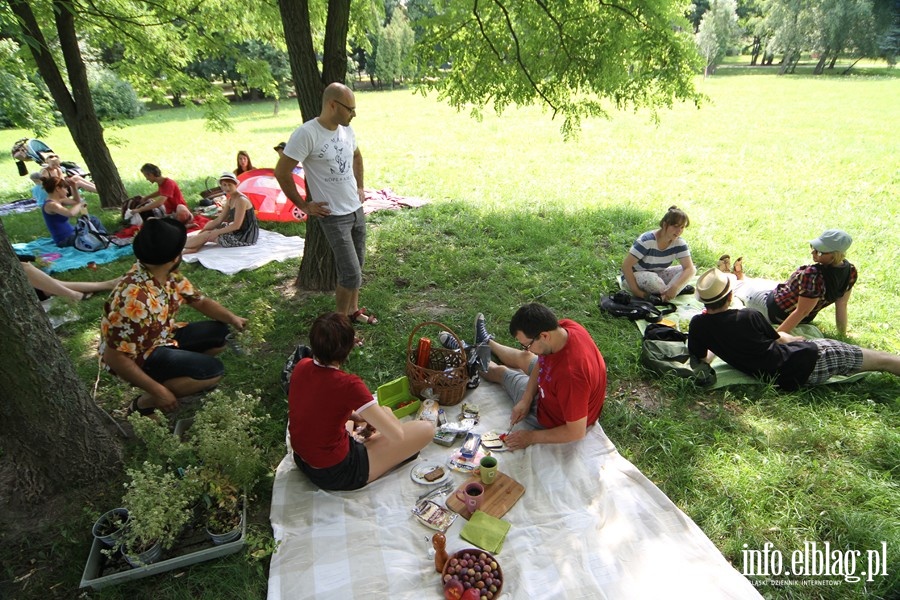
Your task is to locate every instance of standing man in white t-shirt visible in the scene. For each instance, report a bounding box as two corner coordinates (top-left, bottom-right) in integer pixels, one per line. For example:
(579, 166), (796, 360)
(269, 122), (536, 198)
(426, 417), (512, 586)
(275, 83), (378, 327)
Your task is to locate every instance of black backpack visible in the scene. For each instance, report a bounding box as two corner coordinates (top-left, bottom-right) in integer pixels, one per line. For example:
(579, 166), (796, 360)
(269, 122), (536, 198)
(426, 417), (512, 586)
(599, 290), (676, 323)
(281, 344), (313, 396)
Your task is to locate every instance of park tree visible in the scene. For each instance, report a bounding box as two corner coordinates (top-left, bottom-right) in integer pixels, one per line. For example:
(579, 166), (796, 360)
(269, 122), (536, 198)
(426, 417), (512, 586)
(696, 0), (741, 76)
(0, 38), (57, 135)
(277, 0), (381, 291)
(5, 0), (130, 208)
(414, 0), (704, 138)
(809, 0), (876, 73)
(0, 220), (123, 517)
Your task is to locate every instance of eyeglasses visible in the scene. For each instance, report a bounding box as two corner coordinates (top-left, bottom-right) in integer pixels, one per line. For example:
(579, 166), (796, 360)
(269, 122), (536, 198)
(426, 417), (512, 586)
(333, 99), (356, 113)
(520, 336), (538, 352)
(811, 247), (833, 256)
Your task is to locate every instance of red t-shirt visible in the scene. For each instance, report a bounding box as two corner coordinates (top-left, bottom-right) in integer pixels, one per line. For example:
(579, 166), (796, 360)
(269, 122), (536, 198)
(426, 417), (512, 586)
(158, 178), (187, 214)
(535, 319), (607, 428)
(288, 358), (377, 469)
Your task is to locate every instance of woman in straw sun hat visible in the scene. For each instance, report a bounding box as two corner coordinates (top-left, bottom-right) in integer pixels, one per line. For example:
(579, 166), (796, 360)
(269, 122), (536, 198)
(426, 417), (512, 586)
(183, 172), (259, 253)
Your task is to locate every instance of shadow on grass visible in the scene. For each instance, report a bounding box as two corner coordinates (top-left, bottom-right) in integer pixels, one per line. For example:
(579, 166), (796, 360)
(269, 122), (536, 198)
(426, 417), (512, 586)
(3, 199), (897, 599)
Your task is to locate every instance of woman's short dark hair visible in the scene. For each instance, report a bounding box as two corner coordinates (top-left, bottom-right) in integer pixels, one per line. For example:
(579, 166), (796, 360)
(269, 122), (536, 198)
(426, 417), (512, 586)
(42, 175), (66, 194)
(309, 312), (355, 364)
(509, 303), (559, 338)
(659, 205), (690, 229)
(140, 163), (161, 178)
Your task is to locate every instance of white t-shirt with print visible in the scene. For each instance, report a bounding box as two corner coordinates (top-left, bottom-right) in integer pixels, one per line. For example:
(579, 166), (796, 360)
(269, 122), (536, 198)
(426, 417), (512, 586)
(283, 119), (360, 216)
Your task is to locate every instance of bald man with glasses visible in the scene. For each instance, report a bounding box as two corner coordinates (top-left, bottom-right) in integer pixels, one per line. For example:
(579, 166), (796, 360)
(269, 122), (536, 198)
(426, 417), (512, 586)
(275, 83), (378, 328)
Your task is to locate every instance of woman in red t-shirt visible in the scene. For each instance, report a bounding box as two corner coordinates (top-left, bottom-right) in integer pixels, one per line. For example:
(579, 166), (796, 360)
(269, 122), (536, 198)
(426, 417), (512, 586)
(288, 313), (434, 490)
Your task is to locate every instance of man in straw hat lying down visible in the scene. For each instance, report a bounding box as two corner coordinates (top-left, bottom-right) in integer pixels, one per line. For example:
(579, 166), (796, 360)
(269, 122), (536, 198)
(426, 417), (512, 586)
(688, 268), (900, 391)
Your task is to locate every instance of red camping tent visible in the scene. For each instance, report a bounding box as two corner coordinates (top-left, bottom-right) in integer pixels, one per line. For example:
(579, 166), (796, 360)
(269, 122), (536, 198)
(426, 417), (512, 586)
(236, 168), (307, 222)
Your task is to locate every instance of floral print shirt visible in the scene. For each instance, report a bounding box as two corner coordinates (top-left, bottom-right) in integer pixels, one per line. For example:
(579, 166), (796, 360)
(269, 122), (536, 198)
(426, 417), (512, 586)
(100, 262), (203, 367)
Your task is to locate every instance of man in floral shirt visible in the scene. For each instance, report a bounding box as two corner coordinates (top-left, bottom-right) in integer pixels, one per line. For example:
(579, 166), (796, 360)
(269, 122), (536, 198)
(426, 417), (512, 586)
(101, 218), (247, 416)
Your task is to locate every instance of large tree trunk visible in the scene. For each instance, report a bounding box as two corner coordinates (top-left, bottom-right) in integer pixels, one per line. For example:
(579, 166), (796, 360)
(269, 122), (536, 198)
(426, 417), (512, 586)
(278, 0), (326, 122)
(0, 221), (122, 514)
(8, 0), (128, 209)
(279, 0), (352, 292)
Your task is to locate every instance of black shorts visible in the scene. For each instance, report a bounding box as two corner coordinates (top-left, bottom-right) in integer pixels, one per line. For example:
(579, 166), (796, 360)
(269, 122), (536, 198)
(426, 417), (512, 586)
(294, 437), (370, 491)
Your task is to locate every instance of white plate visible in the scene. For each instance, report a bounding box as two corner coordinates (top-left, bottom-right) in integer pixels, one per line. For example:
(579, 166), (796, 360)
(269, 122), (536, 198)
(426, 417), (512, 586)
(410, 461), (451, 485)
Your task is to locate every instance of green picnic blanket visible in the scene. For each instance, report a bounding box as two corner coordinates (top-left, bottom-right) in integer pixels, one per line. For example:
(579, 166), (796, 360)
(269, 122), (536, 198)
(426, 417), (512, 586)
(619, 275), (867, 389)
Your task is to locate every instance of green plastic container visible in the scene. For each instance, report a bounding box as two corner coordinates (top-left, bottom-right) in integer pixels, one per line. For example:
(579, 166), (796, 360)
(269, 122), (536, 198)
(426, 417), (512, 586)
(377, 376), (421, 418)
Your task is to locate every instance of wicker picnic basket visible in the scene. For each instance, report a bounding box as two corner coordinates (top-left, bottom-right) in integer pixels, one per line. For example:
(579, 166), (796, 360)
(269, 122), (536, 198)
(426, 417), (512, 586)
(405, 321), (468, 406)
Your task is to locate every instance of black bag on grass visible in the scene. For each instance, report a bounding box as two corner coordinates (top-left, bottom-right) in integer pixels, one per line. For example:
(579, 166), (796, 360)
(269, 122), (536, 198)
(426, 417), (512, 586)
(640, 324), (716, 386)
(599, 290), (676, 323)
(281, 344), (313, 395)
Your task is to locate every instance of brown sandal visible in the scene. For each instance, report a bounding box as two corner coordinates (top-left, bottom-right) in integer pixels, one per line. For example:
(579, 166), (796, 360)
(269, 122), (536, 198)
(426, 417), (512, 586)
(733, 257), (744, 279)
(716, 255), (731, 273)
(351, 308), (378, 325)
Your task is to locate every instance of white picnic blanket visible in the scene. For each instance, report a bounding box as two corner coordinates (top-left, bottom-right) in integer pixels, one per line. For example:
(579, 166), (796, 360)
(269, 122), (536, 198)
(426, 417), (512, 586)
(268, 383), (762, 600)
(181, 228), (303, 275)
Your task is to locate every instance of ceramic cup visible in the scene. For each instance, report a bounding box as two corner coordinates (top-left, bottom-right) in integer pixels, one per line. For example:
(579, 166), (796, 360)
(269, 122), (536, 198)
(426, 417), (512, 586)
(455, 482), (485, 513)
(479, 456), (499, 485)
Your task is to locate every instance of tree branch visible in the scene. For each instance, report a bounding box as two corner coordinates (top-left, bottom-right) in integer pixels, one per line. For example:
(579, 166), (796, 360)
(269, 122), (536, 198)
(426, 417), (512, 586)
(492, 0), (559, 113)
(472, 0), (505, 62)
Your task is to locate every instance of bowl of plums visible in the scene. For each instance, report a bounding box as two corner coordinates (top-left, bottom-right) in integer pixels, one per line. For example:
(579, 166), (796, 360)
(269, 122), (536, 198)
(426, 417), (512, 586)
(440, 548), (503, 600)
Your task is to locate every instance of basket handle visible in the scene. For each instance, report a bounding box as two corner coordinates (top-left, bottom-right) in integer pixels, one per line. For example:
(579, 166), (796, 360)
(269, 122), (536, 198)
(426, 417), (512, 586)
(406, 321), (466, 358)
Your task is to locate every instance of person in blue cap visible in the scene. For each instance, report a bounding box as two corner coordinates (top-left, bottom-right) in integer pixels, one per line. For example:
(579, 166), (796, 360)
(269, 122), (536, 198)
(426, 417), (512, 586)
(726, 229), (856, 335)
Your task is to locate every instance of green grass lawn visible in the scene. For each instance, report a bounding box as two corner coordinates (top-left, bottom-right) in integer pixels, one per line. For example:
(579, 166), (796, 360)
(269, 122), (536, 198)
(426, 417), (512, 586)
(1, 67), (898, 599)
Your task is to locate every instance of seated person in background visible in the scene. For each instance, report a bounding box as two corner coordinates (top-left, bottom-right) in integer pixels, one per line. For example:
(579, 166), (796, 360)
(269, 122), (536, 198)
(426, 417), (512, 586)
(622, 205), (696, 301)
(100, 218), (247, 416)
(288, 312), (434, 491)
(17, 254), (118, 301)
(725, 229), (856, 335)
(41, 176), (107, 247)
(688, 268), (900, 391)
(39, 152), (97, 194)
(472, 304), (607, 451)
(234, 150), (254, 176)
(135, 163), (194, 224)
(274, 141), (304, 176)
(183, 172), (259, 253)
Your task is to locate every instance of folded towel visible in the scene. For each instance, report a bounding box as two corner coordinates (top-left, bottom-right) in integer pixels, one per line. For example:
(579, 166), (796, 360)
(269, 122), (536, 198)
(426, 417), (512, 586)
(459, 510), (511, 554)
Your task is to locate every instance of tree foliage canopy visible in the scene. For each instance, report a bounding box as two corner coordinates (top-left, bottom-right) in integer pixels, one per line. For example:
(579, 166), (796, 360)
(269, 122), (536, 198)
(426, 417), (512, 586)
(415, 0), (704, 136)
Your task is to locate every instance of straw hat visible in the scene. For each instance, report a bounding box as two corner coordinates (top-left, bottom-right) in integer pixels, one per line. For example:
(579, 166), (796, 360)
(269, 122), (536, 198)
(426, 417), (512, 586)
(218, 171), (239, 185)
(695, 268), (732, 304)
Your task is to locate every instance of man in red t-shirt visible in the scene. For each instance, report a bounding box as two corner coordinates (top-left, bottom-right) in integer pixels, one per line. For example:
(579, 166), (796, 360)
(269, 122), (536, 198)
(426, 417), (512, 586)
(477, 304), (607, 450)
(137, 163), (193, 224)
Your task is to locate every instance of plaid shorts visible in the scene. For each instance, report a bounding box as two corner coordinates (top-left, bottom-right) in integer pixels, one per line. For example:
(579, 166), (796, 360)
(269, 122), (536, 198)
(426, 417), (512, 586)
(806, 339), (863, 385)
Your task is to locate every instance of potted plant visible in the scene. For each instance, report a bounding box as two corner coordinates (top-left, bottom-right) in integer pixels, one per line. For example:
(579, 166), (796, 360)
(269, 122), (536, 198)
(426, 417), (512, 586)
(113, 461), (201, 567)
(92, 508), (130, 548)
(190, 390), (266, 544)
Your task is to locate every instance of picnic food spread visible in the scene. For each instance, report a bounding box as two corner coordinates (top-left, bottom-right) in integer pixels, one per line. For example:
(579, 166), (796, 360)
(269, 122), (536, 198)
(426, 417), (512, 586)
(398, 396), (522, 597)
